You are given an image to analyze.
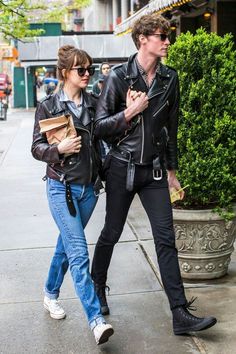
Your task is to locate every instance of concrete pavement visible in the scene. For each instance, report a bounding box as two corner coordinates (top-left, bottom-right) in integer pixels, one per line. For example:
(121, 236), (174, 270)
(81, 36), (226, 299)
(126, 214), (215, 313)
(0, 109), (235, 354)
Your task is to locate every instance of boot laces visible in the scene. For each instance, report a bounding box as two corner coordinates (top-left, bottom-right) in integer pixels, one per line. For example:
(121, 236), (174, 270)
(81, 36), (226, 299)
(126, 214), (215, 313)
(185, 296), (197, 312)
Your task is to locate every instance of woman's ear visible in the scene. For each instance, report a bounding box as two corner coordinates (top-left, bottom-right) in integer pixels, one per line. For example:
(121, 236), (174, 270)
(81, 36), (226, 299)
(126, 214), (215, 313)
(61, 68), (67, 79)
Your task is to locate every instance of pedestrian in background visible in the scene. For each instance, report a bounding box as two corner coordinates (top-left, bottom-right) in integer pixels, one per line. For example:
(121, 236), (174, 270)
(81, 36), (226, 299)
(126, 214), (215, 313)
(92, 63), (111, 160)
(31, 45), (114, 345)
(92, 62), (111, 96)
(91, 14), (217, 335)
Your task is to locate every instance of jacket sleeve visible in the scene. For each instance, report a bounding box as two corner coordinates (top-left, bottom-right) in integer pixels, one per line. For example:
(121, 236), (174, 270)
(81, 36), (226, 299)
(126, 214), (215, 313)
(94, 70), (130, 142)
(166, 72), (180, 170)
(31, 101), (63, 164)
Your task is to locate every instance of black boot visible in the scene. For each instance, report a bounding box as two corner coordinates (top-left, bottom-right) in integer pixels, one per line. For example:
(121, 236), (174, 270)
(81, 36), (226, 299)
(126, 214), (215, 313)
(94, 284), (110, 316)
(172, 297), (217, 335)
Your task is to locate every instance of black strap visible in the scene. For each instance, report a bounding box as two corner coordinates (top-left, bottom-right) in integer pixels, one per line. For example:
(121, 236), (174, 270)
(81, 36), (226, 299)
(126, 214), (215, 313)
(153, 156), (161, 171)
(93, 175), (104, 196)
(65, 182), (76, 217)
(126, 158), (135, 192)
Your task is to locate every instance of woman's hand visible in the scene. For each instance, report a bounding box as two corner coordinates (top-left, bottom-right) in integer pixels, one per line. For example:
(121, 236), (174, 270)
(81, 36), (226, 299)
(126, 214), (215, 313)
(125, 89), (149, 122)
(57, 135), (82, 155)
(168, 170), (185, 200)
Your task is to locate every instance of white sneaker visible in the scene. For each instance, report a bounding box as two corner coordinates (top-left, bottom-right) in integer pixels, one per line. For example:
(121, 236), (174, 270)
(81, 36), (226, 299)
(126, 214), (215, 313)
(93, 323), (114, 345)
(43, 296), (66, 320)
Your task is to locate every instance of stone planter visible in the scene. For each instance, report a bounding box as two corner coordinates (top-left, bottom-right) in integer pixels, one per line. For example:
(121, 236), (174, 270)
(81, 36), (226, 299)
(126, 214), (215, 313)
(173, 208), (236, 279)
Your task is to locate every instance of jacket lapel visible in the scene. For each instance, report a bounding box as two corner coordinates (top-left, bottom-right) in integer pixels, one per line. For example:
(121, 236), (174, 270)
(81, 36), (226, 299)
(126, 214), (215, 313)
(80, 91), (95, 127)
(51, 90), (95, 130)
(124, 55), (171, 97)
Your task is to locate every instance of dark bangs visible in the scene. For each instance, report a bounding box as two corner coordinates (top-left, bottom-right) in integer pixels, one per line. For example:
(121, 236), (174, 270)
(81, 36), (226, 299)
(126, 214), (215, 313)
(74, 50), (93, 67)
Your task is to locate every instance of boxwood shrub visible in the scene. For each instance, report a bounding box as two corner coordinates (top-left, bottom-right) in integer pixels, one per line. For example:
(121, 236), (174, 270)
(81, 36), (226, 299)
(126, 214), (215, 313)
(166, 29), (236, 219)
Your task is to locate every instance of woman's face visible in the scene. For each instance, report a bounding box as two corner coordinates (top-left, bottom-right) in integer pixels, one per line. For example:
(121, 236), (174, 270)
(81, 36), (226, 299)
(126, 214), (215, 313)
(66, 59), (92, 89)
(101, 64), (110, 76)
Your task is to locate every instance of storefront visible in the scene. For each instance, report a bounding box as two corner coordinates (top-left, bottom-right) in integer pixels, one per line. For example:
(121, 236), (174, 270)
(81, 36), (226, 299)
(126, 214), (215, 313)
(114, 0), (236, 41)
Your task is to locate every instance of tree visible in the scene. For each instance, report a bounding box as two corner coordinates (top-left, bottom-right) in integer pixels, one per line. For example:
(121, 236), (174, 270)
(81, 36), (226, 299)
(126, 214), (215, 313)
(38, 0), (90, 30)
(28, 0), (91, 28)
(0, 0), (44, 40)
(0, 0), (90, 40)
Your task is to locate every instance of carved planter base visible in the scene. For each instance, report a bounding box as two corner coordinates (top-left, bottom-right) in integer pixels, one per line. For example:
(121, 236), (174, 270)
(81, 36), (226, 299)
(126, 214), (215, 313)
(173, 208), (236, 279)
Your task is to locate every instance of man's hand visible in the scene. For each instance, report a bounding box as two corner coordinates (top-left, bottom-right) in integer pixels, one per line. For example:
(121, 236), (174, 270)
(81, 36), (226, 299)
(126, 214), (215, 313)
(57, 135), (82, 155)
(125, 88), (149, 122)
(126, 88), (145, 107)
(168, 170), (185, 200)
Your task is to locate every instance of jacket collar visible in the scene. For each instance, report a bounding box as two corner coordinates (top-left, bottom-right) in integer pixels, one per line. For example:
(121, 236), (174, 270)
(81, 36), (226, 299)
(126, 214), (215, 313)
(51, 89), (94, 115)
(59, 89), (84, 106)
(125, 53), (171, 80)
(124, 54), (171, 98)
(125, 54), (140, 79)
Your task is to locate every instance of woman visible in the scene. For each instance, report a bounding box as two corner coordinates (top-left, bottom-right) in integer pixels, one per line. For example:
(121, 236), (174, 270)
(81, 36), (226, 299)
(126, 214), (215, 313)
(92, 62), (111, 96)
(31, 45), (114, 345)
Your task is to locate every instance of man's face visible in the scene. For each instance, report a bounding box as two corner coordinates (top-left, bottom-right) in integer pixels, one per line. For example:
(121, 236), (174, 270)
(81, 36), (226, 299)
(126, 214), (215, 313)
(141, 29), (170, 58)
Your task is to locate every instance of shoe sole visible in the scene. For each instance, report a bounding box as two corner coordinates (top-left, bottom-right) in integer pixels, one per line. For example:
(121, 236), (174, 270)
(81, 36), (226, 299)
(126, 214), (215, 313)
(174, 318), (217, 335)
(44, 303), (66, 320)
(97, 327), (114, 345)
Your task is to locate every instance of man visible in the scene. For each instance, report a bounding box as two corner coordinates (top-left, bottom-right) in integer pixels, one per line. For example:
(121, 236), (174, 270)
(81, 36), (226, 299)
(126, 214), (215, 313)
(92, 13), (217, 335)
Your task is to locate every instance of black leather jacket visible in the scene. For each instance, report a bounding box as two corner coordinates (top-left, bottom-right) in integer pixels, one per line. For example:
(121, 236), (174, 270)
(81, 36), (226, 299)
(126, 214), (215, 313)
(94, 53), (179, 170)
(31, 90), (99, 184)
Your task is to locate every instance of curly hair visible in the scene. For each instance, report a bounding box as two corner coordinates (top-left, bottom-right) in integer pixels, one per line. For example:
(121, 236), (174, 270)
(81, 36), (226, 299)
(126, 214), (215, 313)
(131, 13), (170, 49)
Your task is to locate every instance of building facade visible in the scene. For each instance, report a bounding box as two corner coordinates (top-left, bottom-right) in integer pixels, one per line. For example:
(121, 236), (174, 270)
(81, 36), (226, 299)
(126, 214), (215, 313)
(81, 0), (148, 31)
(74, 0), (236, 38)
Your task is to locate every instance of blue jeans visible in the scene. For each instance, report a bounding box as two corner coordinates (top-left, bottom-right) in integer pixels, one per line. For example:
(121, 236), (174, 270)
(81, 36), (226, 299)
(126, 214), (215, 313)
(45, 178), (105, 330)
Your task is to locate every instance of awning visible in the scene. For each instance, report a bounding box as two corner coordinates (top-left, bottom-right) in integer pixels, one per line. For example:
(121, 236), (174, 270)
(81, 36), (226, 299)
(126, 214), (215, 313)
(114, 0), (191, 35)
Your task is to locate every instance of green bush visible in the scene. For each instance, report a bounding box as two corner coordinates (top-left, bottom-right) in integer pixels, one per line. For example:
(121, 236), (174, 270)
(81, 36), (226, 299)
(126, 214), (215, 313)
(166, 29), (236, 219)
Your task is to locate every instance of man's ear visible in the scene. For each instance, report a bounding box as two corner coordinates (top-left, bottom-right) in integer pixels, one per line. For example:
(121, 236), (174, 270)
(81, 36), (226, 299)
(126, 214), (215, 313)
(139, 34), (147, 46)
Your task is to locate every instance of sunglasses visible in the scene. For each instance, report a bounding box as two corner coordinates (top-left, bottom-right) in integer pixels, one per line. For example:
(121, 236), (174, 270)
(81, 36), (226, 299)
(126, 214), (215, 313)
(71, 66), (95, 77)
(148, 33), (169, 41)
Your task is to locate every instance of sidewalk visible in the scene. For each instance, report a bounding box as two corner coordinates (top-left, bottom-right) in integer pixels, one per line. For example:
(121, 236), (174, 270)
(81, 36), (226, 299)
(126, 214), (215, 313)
(0, 109), (235, 354)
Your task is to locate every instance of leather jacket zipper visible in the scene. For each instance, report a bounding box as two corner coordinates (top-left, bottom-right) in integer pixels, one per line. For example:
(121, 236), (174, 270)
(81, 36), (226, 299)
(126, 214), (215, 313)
(148, 90), (165, 101)
(89, 139), (93, 182)
(117, 130), (131, 145)
(117, 114), (142, 145)
(140, 101), (168, 164)
(140, 115), (145, 164)
(153, 100), (169, 118)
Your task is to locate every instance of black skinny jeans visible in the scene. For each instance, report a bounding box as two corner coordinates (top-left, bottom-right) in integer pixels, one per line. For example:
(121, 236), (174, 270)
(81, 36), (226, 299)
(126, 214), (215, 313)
(91, 156), (187, 309)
